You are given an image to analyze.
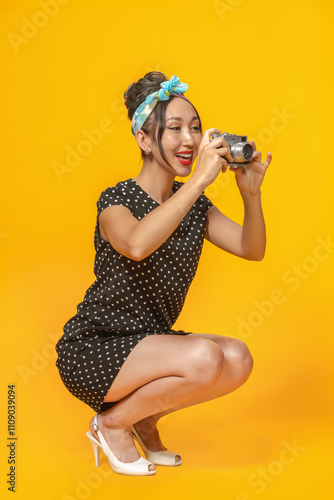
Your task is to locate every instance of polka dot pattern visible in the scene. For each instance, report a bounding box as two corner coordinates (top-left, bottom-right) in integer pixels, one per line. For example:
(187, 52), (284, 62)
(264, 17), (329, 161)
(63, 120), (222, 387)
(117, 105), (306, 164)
(55, 178), (213, 413)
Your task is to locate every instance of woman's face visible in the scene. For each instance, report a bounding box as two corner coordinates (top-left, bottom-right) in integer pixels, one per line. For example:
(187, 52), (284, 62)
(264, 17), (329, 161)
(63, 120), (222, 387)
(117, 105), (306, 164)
(151, 97), (202, 176)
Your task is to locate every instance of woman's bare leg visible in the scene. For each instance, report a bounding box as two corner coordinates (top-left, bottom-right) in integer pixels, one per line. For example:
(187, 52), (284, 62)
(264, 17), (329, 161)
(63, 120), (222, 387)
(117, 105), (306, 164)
(158, 334), (254, 408)
(134, 335), (253, 451)
(88, 334), (224, 468)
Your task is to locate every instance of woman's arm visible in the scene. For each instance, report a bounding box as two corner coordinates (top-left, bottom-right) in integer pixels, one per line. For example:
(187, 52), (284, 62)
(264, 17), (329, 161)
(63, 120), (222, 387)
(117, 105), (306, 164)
(99, 128), (232, 261)
(205, 141), (272, 261)
(204, 192), (266, 261)
(99, 175), (206, 261)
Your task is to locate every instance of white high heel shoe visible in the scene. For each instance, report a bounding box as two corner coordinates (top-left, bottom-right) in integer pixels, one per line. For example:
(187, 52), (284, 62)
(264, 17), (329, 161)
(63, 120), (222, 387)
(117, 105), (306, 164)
(132, 425), (182, 466)
(86, 414), (156, 476)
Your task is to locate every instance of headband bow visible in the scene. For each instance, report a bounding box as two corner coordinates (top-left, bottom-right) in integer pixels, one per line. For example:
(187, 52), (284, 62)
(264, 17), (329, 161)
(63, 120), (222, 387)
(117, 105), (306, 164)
(131, 75), (188, 135)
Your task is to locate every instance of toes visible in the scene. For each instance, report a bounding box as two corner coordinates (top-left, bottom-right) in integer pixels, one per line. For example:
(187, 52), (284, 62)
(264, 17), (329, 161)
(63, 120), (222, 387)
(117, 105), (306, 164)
(148, 464), (156, 472)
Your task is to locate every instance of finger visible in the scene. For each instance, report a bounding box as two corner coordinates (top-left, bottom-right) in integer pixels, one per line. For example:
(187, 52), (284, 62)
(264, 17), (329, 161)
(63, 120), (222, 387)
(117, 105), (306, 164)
(230, 165), (242, 178)
(251, 150), (262, 163)
(201, 128), (221, 145)
(206, 137), (234, 163)
(225, 148), (234, 163)
(216, 146), (233, 162)
(248, 139), (256, 151)
(210, 137), (234, 162)
(204, 133), (234, 163)
(206, 133), (228, 150)
(263, 152), (272, 168)
(216, 137), (234, 162)
(207, 135), (225, 149)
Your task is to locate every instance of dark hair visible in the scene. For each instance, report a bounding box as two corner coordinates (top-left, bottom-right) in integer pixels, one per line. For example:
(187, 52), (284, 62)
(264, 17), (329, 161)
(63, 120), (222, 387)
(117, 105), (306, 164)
(124, 71), (202, 165)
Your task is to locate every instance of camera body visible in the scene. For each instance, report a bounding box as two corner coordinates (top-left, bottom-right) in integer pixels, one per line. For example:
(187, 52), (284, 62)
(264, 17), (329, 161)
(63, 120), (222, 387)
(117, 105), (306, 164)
(210, 132), (253, 167)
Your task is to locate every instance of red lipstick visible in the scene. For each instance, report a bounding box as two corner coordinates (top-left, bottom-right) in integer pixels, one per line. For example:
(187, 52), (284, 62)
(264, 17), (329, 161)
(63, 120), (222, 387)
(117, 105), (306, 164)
(175, 151), (193, 165)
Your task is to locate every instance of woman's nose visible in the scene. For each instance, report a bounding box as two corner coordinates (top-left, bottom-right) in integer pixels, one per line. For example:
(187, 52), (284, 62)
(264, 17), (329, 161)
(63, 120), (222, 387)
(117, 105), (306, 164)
(181, 129), (195, 147)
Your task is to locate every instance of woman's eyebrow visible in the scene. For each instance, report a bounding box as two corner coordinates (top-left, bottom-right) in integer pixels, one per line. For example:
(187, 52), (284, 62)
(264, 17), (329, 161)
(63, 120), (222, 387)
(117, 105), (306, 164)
(166, 116), (199, 121)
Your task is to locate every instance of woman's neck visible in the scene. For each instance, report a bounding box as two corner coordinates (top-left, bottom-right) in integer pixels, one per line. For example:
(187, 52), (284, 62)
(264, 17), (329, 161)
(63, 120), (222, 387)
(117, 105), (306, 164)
(133, 159), (176, 205)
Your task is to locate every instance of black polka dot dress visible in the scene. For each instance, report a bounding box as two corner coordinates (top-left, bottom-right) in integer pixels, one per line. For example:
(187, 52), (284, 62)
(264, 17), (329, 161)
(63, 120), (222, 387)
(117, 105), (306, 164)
(55, 178), (213, 413)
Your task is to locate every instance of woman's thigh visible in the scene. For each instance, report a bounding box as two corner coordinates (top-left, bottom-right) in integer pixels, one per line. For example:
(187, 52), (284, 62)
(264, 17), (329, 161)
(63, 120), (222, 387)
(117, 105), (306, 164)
(104, 334), (223, 403)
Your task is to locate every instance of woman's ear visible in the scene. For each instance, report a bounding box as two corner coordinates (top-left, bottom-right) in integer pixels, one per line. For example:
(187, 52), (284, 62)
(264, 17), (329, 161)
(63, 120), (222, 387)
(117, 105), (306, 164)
(135, 130), (151, 153)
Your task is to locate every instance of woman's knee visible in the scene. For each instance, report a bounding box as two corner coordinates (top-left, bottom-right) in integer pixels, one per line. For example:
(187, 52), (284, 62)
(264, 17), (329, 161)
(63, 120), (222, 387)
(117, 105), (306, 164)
(228, 338), (254, 380)
(185, 338), (225, 387)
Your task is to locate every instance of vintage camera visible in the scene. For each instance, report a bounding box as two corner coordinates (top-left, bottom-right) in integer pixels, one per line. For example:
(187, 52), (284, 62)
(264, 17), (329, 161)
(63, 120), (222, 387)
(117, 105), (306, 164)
(210, 132), (253, 167)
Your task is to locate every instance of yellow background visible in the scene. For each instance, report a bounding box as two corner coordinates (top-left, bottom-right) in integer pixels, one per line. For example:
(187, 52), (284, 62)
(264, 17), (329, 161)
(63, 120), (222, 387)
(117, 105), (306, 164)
(1, 0), (333, 498)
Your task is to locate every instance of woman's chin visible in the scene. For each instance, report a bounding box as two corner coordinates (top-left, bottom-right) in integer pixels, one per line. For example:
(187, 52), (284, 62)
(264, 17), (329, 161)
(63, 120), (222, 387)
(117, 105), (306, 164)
(162, 158), (195, 178)
(173, 161), (193, 176)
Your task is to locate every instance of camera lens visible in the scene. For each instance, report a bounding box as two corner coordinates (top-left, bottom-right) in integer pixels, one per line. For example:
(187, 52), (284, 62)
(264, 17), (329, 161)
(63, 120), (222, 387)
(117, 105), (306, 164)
(230, 143), (253, 162)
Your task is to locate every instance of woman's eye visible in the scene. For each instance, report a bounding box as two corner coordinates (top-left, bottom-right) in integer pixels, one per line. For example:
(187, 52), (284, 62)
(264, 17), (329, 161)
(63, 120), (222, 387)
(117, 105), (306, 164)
(167, 126), (200, 131)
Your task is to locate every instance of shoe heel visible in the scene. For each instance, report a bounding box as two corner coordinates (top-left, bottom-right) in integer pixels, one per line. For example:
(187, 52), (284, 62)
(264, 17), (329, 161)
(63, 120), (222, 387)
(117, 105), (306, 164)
(87, 432), (101, 467)
(132, 426), (182, 466)
(89, 415), (156, 476)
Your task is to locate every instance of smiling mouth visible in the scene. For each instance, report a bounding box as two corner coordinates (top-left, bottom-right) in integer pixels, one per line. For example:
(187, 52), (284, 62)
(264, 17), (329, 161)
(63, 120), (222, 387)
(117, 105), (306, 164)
(175, 151), (193, 165)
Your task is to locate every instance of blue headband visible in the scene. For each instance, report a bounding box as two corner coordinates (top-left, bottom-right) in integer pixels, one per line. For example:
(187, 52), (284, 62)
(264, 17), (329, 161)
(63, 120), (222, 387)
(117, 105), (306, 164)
(131, 75), (188, 135)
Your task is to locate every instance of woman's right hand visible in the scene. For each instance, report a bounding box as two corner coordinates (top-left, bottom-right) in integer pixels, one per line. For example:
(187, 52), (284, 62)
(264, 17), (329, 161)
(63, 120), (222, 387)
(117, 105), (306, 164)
(192, 128), (234, 189)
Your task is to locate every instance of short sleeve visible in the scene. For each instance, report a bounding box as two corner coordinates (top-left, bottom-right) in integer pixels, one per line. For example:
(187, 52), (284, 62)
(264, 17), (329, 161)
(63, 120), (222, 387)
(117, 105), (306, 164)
(195, 191), (214, 213)
(96, 184), (133, 218)
(173, 180), (213, 213)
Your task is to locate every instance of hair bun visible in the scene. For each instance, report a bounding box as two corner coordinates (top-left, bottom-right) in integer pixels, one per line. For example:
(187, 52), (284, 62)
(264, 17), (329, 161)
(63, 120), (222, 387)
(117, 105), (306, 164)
(123, 71), (168, 120)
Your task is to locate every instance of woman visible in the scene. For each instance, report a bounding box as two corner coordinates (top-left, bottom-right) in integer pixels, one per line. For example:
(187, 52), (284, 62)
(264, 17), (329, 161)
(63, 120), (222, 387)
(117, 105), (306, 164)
(55, 71), (272, 476)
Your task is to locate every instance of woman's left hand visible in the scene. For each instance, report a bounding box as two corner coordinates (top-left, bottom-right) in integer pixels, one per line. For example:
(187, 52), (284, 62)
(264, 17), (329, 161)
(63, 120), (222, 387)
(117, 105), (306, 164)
(230, 141), (272, 196)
